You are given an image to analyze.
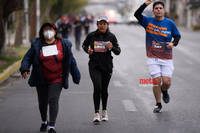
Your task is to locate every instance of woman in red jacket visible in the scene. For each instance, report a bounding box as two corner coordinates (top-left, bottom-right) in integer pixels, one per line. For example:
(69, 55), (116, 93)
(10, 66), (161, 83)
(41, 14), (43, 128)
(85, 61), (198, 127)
(20, 23), (80, 133)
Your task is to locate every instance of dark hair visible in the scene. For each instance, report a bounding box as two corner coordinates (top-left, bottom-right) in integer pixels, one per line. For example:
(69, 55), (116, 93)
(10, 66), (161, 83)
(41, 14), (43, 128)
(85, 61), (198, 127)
(153, 1), (165, 9)
(39, 22), (58, 42)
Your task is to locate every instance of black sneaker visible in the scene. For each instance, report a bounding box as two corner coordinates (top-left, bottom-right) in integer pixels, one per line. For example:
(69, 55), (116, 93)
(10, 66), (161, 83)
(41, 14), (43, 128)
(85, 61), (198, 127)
(161, 89), (170, 103)
(153, 104), (162, 113)
(40, 123), (48, 132)
(48, 128), (56, 133)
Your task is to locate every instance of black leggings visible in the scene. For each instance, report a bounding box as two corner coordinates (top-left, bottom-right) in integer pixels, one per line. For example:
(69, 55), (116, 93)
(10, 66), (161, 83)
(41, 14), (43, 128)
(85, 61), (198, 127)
(89, 68), (112, 113)
(75, 32), (81, 50)
(36, 83), (62, 126)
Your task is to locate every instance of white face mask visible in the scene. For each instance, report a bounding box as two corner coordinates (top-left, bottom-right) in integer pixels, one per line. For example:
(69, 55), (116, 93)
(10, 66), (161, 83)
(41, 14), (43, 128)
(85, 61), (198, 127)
(44, 30), (55, 40)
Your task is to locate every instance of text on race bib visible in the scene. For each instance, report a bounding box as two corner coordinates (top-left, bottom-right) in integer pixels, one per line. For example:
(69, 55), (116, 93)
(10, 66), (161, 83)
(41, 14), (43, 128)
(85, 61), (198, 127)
(94, 41), (109, 52)
(42, 45), (58, 57)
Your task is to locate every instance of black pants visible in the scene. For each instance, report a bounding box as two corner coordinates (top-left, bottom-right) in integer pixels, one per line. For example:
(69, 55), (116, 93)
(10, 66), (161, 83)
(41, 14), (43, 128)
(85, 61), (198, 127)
(74, 32), (81, 50)
(84, 26), (89, 35)
(89, 67), (112, 113)
(36, 83), (62, 126)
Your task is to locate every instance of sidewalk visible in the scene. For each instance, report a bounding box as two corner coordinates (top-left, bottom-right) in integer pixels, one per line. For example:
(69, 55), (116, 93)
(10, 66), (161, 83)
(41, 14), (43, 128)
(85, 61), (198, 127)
(0, 60), (22, 84)
(0, 32), (29, 85)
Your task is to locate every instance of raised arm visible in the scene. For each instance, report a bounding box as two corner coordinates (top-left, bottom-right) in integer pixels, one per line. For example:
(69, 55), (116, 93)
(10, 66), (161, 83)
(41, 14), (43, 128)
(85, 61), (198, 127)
(134, 0), (154, 22)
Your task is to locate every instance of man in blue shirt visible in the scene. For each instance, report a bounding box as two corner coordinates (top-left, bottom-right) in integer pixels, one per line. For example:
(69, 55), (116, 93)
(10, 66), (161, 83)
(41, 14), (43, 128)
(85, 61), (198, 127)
(135, 0), (181, 113)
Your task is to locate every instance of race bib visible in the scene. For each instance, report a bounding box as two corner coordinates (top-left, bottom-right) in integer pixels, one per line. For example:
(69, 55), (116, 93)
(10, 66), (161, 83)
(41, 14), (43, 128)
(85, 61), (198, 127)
(94, 41), (108, 52)
(42, 45), (58, 57)
(152, 41), (167, 52)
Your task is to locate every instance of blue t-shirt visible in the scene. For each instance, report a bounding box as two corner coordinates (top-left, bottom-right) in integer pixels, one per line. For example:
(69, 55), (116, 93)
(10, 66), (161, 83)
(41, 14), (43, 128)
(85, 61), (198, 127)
(140, 16), (180, 59)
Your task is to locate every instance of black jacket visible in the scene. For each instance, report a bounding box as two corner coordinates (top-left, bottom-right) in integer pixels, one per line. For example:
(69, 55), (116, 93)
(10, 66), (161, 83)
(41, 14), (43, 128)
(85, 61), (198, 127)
(82, 30), (121, 73)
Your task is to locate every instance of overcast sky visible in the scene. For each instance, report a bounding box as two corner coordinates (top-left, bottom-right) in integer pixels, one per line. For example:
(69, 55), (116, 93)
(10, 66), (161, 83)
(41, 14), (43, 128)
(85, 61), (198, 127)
(84, 0), (152, 16)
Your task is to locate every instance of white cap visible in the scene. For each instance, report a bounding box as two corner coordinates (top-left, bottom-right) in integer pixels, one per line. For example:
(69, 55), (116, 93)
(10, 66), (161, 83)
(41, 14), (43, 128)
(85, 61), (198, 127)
(97, 16), (109, 23)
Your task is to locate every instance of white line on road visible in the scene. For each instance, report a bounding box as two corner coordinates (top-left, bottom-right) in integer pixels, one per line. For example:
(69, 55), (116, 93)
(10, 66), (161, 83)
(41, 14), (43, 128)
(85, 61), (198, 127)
(122, 99), (137, 112)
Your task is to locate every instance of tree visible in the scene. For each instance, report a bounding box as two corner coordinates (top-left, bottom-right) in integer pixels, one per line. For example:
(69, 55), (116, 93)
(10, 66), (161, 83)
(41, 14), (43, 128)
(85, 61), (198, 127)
(14, 10), (24, 46)
(28, 0), (88, 40)
(0, 0), (23, 53)
(50, 0), (89, 21)
(0, 0), (89, 52)
(29, 1), (37, 40)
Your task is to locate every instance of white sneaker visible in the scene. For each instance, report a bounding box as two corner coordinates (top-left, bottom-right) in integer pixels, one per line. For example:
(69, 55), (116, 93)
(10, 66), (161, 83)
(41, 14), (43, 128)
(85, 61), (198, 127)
(102, 110), (108, 121)
(93, 113), (101, 122)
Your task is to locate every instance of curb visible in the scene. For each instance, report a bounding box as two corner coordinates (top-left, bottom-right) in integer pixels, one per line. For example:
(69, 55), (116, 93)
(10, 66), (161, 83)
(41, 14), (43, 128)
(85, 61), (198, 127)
(0, 60), (22, 84)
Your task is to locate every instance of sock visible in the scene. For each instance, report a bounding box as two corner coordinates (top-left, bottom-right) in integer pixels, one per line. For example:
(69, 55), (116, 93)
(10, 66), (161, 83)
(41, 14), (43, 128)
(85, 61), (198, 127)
(156, 103), (162, 107)
(162, 90), (168, 95)
(42, 121), (47, 124)
(95, 110), (99, 113)
(161, 86), (168, 94)
(49, 126), (55, 130)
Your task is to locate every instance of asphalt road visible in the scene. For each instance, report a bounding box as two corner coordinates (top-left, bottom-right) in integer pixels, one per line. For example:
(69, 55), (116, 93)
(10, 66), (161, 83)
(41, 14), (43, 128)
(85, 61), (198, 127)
(0, 24), (200, 133)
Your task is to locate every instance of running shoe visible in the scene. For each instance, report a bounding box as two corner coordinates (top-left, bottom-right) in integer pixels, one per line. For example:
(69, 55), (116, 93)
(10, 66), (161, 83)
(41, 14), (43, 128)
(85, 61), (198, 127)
(161, 88), (170, 103)
(93, 113), (101, 123)
(153, 104), (162, 113)
(102, 110), (108, 121)
(48, 128), (56, 133)
(40, 122), (48, 132)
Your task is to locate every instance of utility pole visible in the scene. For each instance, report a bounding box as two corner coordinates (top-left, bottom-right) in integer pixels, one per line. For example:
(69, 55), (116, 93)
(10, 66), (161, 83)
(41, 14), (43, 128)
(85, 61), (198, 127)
(24, 0), (30, 45)
(187, 5), (192, 29)
(36, 0), (40, 37)
(165, 0), (170, 13)
(3, 20), (8, 52)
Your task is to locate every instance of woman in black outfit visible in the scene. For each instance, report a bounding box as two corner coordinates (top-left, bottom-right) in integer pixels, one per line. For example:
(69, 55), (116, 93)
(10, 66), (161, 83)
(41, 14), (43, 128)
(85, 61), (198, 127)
(82, 16), (121, 123)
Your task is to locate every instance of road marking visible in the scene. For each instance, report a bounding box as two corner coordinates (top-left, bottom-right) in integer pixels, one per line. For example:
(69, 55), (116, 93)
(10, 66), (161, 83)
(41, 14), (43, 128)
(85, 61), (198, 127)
(185, 59), (194, 65)
(113, 80), (123, 87)
(122, 99), (137, 112)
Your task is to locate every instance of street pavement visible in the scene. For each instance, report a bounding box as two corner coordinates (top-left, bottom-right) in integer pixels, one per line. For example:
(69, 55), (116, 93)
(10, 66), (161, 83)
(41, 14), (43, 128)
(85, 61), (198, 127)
(0, 24), (200, 133)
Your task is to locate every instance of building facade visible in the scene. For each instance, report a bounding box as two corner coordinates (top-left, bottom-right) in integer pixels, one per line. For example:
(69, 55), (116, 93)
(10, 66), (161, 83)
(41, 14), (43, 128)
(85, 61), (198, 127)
(170, 0), (200, 29)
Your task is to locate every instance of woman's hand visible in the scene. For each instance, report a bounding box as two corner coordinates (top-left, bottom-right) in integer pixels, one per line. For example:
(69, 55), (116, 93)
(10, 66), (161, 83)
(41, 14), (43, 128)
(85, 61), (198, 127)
(106, 42), (113, 50)
(88, 48), (93, 55)
(22, 72), (30, 79)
